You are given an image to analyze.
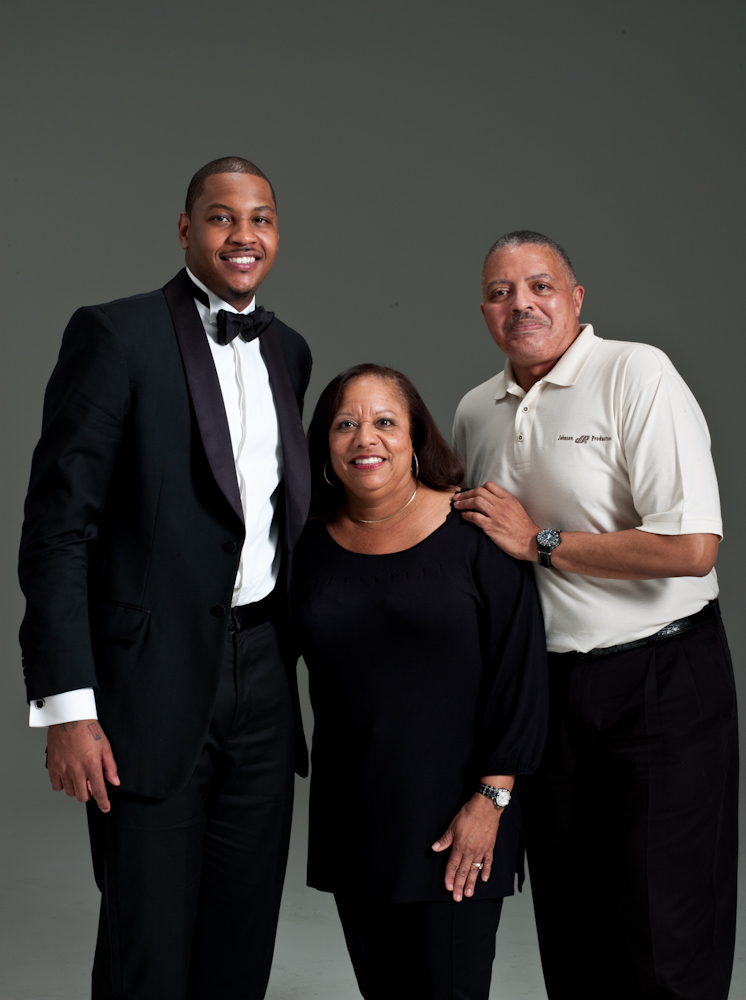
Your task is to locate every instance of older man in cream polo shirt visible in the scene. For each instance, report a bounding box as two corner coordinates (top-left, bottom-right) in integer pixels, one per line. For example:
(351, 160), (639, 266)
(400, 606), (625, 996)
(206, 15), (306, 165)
(453, 231), (737, 1000)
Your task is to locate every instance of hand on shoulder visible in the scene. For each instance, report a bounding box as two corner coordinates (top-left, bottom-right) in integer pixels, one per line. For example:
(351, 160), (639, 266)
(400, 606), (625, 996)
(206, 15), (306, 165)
(454, 482), (539, 562)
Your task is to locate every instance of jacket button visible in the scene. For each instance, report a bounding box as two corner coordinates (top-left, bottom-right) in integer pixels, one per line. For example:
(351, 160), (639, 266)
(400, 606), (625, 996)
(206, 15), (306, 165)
(210, 605), (226, 617)
(223, 541), (237, 553)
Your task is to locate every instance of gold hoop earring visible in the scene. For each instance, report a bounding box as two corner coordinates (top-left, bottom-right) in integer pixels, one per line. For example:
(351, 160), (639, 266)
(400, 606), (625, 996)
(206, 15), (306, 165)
(412, 452), (420, 479)
(324, 461), (336, 486)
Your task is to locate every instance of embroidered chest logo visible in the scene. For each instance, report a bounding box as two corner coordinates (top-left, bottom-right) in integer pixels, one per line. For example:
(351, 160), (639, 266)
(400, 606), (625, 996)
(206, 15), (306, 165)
(557, 434), (611, 444)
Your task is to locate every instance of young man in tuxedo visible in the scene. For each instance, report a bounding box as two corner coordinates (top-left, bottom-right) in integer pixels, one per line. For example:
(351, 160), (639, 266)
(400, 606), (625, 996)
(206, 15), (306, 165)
(19, 157), (312, 1000)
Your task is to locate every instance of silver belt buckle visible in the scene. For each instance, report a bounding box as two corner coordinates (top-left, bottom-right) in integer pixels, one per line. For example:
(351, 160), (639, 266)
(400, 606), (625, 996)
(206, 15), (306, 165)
(656, 620), (686, 639)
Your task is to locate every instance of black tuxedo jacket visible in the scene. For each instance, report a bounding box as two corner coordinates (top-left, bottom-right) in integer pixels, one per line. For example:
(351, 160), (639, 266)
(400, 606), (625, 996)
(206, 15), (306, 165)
(19, 269), (311, 798)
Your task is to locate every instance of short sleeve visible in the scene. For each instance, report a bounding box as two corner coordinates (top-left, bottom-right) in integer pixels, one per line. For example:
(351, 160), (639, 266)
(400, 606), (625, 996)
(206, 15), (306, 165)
(622, 363), (722, 539)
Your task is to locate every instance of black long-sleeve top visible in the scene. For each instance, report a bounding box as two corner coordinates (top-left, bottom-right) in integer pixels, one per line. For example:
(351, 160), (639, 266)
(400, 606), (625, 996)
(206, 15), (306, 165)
(295, 510), (548, 902)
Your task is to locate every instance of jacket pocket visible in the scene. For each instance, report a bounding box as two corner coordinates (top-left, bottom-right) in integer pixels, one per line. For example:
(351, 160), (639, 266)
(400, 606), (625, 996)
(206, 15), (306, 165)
(92, 601), (150, 644)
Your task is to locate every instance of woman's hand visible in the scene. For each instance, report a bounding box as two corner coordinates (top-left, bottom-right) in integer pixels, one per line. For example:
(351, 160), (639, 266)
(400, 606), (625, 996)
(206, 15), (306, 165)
(431, 792), (503, 902)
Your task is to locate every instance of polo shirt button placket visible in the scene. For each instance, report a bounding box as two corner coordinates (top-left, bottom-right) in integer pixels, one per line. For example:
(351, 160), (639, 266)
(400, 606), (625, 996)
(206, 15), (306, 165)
(515, 408), (529, 466)
(515, 401), (526, 464)
(514, 384), (544, 470)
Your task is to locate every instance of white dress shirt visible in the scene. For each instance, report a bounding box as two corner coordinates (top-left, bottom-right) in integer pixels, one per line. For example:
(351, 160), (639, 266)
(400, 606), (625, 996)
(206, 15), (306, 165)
(30, 268), (283, 726)
(454, 324), (722, 653)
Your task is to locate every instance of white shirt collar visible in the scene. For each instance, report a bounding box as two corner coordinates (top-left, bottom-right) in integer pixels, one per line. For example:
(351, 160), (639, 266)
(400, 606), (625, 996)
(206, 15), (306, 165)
(186, 267), (256, 319)
(495, 324), (600, 400)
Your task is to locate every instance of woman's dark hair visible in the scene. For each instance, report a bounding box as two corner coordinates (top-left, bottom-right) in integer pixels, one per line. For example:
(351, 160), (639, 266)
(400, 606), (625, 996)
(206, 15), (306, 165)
(308, 363), (465, 521)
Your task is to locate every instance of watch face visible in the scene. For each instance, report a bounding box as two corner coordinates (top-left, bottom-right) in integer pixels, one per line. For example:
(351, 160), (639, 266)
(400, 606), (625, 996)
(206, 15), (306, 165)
(537, 529), (561, 550)
(495, 788), (511, 808)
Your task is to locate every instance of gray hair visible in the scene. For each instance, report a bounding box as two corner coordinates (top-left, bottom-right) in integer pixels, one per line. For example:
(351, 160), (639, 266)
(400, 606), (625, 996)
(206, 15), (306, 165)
(482, 230), (577, 286)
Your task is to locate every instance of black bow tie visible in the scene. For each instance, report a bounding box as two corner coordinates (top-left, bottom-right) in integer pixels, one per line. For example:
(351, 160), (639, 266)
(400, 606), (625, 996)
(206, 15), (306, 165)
(216, 306), (275, 346)
(186, 274), (274, 346)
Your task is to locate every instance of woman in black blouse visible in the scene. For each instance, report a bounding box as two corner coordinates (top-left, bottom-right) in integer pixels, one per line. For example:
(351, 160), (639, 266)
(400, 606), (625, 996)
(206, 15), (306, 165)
(294, 364), (547, 1000)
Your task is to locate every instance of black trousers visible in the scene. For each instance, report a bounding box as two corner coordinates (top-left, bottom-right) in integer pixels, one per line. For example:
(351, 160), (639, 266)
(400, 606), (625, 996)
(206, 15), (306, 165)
(519, 617), (738, 1000)
(335, 894), (504, 1000)
(86, 620), (295, 1000)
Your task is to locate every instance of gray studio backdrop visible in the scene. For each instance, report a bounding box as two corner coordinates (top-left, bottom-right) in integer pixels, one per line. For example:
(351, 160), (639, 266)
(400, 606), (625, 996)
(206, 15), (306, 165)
(2, 2), (744, 998)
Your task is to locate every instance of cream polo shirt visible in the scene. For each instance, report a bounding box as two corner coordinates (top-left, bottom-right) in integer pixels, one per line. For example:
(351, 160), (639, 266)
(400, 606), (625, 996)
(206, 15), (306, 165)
(453, 324), (722, 654)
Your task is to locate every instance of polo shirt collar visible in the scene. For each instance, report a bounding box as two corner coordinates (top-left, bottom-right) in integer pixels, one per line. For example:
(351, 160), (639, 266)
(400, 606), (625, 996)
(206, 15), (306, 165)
(494, 324), (599, 400)
(543, 324), (599, 385)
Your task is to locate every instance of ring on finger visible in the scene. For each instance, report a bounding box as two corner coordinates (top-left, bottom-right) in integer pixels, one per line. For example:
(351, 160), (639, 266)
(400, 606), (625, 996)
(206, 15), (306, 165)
(471, 862), (484, 870)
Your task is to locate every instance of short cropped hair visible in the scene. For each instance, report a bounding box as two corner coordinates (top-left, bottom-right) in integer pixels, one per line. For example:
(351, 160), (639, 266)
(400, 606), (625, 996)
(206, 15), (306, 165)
(185, 156), (276, 216)
(307, 363), (465, 521)
(482, 230), (577, 286)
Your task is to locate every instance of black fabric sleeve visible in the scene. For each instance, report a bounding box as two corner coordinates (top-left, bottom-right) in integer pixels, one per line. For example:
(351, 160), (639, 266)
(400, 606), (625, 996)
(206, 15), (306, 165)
(272, 317), (312, 416)
(299, 343), (312, 418)
(18, 306), (130, 701)
(473, 541), (548, 777)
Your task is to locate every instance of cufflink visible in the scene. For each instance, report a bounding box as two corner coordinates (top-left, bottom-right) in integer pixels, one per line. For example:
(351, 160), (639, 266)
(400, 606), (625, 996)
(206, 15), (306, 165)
(35, 700), (45, 709)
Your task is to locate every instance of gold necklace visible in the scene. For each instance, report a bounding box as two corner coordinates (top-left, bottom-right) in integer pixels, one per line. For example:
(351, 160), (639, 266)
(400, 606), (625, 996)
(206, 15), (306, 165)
(347, 482), (419, 524)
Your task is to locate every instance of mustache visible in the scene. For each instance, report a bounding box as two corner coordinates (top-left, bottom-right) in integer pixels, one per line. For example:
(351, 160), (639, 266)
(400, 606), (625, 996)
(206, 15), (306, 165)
(506, 311), (550, 332)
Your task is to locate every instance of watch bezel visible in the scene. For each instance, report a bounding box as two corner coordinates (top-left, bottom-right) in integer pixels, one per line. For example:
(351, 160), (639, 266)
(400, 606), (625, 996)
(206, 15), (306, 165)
(494, 788), (511, 808)
(536, 528), (562, 552)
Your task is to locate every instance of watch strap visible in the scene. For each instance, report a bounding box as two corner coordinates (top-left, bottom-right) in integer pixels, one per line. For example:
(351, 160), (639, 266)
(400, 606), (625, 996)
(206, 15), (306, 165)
(536, 528), (562, 569)
(476, 783), (511, 809)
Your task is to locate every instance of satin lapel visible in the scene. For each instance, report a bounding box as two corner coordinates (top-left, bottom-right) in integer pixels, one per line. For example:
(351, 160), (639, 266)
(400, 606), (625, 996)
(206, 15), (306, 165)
(163, 269), (244, 525)
(259, 325), (311, 580)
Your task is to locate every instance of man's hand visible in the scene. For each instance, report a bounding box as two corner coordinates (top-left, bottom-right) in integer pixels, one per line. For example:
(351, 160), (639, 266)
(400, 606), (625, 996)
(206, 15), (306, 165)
(454, 481), (719, 579)
(454, 482), (539, 561)
(47, 720), (120, 813)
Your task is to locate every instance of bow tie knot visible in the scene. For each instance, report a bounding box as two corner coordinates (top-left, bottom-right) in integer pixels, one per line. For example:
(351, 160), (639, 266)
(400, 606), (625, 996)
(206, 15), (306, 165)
(216, 306), (275, 346)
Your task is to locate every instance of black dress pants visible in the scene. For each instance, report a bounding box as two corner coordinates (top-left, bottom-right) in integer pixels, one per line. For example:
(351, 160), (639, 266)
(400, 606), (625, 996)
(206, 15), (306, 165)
(519, 617), (738, 1000)
(86, 620), (295, 1000)
(335, 894), (504, 1000)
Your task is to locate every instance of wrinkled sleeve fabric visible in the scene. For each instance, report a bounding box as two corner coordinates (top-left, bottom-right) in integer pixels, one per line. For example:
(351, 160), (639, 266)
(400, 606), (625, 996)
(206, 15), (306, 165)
(19, 306), (130, 704)
(620, 350), (722, 539)
(472, 539), (548, 778)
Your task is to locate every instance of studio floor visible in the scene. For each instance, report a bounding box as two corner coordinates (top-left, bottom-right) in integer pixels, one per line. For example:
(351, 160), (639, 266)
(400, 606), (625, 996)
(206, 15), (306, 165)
(2, 767), (745, 1000)
(1, 778), (546, 1000)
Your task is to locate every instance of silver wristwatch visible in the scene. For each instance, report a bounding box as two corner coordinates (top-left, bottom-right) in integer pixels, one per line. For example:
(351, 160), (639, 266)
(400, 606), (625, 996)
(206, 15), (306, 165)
(477, 783), (511, 809)
(536, 528), (562, 568)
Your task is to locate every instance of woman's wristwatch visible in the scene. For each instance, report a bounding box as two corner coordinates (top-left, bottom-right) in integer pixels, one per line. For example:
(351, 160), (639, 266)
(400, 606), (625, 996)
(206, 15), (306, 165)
(476, 783), (511, 809)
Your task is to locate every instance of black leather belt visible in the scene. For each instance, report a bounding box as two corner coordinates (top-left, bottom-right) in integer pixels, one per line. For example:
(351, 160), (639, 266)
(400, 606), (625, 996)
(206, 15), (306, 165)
(577, 599), (720, 659)
(230, 590), (277, 634)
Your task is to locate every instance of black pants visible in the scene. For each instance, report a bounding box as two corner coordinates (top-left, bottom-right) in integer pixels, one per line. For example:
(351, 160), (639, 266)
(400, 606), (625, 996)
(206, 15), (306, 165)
(335, 894), (504, 1000)
(519, 617), (738, 1000)
(86, 621), (295, 1000)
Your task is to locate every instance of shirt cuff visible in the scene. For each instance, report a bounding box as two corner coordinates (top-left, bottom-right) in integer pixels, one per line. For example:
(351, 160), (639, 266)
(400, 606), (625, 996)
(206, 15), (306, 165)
(28, 688), (98, 728)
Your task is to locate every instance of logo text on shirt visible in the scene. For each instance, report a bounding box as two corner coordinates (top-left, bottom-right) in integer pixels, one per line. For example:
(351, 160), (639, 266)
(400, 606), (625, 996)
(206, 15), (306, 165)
(557, 434), (611, 444)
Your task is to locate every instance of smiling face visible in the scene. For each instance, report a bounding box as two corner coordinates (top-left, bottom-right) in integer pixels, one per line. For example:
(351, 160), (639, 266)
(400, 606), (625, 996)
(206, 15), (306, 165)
(328, 376), (415, 504)
(178, 172), (278, 307)
(481, 243), (585, 388)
